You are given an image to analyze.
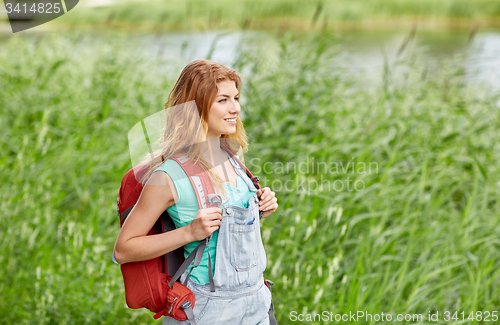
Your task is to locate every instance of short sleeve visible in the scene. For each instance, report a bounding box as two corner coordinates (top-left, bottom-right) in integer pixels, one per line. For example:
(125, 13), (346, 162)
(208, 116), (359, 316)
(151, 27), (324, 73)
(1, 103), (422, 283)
(111, 252), (121, 265)
(151, 159), (198, 228)
(152, 159), (187, 204)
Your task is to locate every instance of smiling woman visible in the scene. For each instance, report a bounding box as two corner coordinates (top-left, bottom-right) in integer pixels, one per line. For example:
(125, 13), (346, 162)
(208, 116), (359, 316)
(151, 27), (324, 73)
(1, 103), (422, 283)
(113, 59), (278, 325)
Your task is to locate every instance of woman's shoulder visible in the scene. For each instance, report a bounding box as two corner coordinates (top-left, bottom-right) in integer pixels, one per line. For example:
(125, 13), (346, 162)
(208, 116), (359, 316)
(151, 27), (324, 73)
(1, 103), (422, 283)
(149, 159), (188, 207)
(153, 158), (188, 181)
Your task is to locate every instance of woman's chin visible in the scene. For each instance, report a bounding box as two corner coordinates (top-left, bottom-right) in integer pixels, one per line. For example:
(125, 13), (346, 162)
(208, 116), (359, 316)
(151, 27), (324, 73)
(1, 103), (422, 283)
(223, 128), (237, 135)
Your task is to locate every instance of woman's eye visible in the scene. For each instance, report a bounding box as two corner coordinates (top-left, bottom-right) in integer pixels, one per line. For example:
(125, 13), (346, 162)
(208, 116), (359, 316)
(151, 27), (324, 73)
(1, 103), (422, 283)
(219, 97), (239, 103)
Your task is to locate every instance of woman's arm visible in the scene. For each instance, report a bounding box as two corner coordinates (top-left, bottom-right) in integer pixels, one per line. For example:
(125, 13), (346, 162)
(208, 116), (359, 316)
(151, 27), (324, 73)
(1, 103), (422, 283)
(113, 171), (222, 264)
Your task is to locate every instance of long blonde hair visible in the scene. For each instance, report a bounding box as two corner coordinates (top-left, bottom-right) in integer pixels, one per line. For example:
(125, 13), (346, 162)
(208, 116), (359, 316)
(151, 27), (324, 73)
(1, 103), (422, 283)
(140, 59), (248, 196)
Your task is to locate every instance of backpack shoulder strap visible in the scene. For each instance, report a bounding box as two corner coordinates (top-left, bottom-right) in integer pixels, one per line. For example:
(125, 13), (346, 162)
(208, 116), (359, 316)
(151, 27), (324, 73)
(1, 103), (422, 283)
(170, 154), (222, 209)
(167, 153), (221, 292)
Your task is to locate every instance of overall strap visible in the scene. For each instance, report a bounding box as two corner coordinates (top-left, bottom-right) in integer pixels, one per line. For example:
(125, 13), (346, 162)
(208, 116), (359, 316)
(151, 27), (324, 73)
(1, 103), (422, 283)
(221, 147), (262, 191)
(222, 148), (264, 219)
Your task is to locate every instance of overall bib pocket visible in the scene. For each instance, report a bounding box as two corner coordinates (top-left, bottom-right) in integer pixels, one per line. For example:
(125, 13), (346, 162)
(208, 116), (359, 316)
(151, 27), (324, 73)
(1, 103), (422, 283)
(229, 222), (258, 271)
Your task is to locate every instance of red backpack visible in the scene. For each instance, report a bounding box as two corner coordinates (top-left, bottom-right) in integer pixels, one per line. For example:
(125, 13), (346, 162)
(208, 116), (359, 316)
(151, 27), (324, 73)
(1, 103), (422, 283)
(116, 148), (278, 324)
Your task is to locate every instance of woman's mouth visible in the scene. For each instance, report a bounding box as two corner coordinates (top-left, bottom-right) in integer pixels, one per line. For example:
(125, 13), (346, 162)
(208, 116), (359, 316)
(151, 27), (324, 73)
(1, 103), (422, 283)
(224, 118), (237, 125)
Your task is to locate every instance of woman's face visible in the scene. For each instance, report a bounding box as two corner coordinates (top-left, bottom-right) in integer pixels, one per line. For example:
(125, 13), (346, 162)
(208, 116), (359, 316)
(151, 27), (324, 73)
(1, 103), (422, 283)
(207, 80), (240, 138)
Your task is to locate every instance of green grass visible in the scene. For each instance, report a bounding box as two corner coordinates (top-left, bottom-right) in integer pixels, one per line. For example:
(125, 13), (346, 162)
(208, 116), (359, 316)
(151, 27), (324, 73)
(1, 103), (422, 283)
(19, 0), (500, 32)
(1, 29), (500, 324)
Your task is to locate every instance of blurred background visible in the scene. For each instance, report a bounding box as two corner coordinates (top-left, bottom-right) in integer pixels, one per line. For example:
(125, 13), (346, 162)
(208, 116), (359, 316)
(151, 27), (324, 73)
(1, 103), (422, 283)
(1, 1), (499, 324)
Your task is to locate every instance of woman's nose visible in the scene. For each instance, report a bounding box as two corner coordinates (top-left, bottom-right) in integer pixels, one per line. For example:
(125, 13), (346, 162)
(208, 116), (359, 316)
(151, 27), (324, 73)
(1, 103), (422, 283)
(229, 100), (240, 114)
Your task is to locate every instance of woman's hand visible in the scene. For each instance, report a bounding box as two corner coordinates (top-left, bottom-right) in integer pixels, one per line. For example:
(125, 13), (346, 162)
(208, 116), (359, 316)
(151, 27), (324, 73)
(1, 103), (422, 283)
(257, 187), (278, 219)
(186, 207), (223, 242)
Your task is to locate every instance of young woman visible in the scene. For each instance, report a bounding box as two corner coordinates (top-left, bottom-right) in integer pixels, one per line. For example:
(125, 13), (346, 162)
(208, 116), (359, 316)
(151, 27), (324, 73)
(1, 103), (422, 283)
(113, 59), (278, 324)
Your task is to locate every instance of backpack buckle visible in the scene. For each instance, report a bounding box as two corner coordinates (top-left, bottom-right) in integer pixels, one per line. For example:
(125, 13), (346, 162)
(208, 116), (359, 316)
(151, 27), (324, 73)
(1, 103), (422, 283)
(207, 194), (222, 208)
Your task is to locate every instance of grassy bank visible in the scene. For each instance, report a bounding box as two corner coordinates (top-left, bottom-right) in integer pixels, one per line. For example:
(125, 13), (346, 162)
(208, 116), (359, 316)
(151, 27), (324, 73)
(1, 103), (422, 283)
(0, 30), (499, 324)
(3, 0), (497, 32)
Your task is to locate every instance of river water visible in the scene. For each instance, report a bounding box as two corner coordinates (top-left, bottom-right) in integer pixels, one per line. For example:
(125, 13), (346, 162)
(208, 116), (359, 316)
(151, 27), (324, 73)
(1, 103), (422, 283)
(1, 25), (499, 92)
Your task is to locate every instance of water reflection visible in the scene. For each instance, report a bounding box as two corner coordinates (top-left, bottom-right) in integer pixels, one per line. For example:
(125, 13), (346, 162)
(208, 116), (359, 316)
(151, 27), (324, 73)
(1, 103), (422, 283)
(332, 29), (500, 91)
(1, 26), (499, 91)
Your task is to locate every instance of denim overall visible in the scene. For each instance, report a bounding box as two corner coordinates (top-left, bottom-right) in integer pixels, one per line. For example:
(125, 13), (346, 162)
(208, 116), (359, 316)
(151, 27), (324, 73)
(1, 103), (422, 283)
(163, 152), (272, 325)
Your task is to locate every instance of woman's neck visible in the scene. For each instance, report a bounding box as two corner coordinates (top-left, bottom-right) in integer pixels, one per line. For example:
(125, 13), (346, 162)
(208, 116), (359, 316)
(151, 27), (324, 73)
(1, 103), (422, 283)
(203, 136), (226, 167)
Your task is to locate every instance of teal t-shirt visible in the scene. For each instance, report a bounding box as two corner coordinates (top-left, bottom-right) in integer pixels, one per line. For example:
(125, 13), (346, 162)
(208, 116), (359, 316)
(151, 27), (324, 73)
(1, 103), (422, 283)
(153, 159), (255, 284)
